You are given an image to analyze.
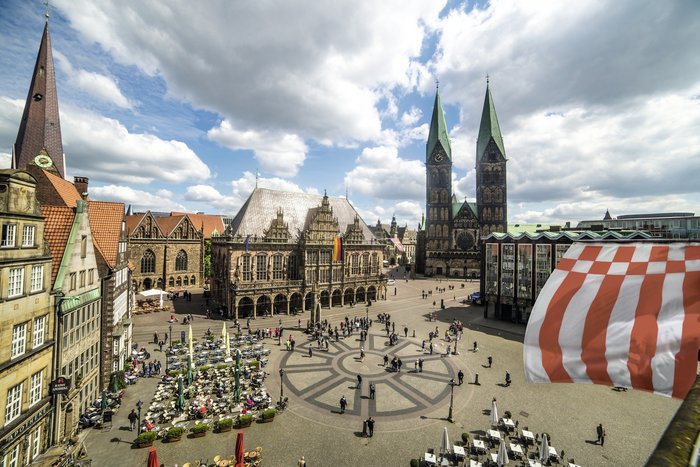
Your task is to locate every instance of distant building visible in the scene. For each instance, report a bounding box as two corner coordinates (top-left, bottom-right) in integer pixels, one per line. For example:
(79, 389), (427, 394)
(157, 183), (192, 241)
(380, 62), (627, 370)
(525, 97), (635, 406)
(368, 215), (417, 266)
(480, 229), (652, 323)
(577, 211), (700, 239)
(210, 188), (386, 322)
(417, 82), (508, 278)
(0, 170), (54, 464)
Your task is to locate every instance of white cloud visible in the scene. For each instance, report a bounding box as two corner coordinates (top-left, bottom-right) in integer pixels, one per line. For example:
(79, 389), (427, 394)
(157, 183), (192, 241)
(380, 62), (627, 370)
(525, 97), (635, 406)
(90, 185), (187, 212)
(345, 145), (425, 201)
(0, 97), (23, 155)
(229, 171), (311, 211)
(400, 107), (422, 126)
(208, 120), (307, 176)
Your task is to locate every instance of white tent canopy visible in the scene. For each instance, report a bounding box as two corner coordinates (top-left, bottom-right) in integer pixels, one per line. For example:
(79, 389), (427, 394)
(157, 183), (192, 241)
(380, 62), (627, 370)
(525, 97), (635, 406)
(136, 288), (167, 307)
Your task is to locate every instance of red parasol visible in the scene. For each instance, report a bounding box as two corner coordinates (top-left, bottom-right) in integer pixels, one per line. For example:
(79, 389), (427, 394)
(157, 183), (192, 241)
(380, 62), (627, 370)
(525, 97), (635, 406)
(147, 447), (159, 467)
(235, 431), (245, 467)
(198, 407), (207, 413)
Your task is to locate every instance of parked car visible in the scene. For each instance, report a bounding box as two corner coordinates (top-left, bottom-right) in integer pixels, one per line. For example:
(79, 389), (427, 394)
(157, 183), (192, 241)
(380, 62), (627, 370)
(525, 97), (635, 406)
(387, 279), (396, 286)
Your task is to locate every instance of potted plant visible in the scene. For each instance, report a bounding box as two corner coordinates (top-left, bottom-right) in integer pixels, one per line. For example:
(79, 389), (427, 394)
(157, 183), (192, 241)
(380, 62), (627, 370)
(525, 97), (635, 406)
(410, 459), (420, 467)
(190, 423), (209, 438)
(134, 431), (157, 448)
(165, 426), (185, 442)
(249, 360), (259, 369)
(260, 408), (276, 423)
(237, 414), (254, 428)
(216, 363), (228, 370)
(504, 410), (512, 419)
(461, 433), (470, 445)
(215, 417), (233, 433)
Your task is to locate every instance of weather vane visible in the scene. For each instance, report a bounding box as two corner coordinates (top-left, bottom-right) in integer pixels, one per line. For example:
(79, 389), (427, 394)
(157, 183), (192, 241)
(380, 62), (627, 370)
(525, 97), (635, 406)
(436, 77), (439, 90)
(44, 0), (50, 19)
(486, 73), (490, 85)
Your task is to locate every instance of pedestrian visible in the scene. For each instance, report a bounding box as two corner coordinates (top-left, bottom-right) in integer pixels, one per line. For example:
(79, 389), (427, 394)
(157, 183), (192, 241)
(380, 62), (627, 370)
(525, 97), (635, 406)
(367, 416), (375, 437)
(339, 395), (347, 414)
(158, 341), (163, 352)
(421, 340), (426, 351)
(298, 456), (306, 467)
(601, 427), (606, 446)
(414, 359), (418, 372)
(404, 326), (408, 337)
(369, 383), (376, 399)
(418, 358), (424, 373)
(397, 358), (402, 372)
(487, 355), (492, 368)
(473, 341), (478, 352)
(383, 354), (389, 367)
(596, 423), (604, 445)
(308, 347), (313, 358)
(356, 374), (363, 389)
(505, 371), (511, 386)
(458, 370), (464, 385)
(128, 409), (138, 431)
(429, 343), (433, 355)
(360, 347), (365, 361)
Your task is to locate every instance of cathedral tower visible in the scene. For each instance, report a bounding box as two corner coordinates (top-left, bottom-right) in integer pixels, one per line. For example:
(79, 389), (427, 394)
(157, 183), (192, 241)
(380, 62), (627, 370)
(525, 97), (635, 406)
(13, 19), (66, 179)
(425, 88), (453, 274)
(475, 81), (507, 235)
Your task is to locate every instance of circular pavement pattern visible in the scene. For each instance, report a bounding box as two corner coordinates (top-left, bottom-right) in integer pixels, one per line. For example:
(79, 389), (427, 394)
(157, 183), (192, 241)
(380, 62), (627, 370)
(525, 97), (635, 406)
(279, 332), (466, 426)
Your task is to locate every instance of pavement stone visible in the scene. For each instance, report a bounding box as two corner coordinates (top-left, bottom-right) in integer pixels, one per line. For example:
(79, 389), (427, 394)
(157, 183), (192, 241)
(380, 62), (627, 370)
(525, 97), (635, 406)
(80, 274), (681, 467)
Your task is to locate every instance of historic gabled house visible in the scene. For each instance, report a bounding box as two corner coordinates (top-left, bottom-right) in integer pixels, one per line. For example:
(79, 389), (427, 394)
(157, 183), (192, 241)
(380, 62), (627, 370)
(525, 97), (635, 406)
(368, 216), (417, 266)
(418, 82), (508, 278)
(125, 212), (206, 291)
(0, 171), (54, 465)
(210, 188), (386, 322)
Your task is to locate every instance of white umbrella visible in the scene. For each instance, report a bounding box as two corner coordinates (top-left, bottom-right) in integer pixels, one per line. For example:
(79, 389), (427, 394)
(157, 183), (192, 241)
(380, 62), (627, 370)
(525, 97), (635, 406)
(225, 329), (231, 359)
(496, 439), (509, 466)
(491, 399), (499, 426)
(539, 434), (549, 463)
(188, 324), (194, 368)
(439, 427), (451, 456)
(221, 321), (227, 338)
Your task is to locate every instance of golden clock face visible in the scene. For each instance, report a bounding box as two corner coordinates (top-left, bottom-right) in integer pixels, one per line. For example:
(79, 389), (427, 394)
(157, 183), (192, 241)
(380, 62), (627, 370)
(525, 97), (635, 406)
(34, 154), (53, 168)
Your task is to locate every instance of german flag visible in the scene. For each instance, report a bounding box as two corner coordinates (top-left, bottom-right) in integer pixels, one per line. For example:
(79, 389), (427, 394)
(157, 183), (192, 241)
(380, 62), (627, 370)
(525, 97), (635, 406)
(332, 236), (343, 262)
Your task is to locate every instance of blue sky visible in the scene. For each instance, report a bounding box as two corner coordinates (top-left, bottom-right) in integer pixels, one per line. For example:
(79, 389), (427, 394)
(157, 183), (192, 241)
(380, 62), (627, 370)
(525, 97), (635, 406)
(1, 0), (699, 229)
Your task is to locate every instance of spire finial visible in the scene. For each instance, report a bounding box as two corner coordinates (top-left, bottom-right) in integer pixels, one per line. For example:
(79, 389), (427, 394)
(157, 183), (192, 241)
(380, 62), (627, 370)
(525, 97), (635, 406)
(255, 169), (259, 188)
(44, 0), (50, 19)
(486, 73), (490, 85)
(436, 77), (439, 90)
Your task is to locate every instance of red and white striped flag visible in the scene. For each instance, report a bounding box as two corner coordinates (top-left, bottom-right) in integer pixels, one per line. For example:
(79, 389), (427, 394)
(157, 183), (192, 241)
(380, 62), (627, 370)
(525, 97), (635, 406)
(524, 242), (700, 399)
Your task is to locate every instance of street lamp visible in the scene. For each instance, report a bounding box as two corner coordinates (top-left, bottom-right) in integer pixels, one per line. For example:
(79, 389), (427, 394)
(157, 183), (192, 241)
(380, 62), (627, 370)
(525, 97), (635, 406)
(279, 368), (285, 404)
(169, 323), (173, 351)
(136, 399), (143, 434)
(447, 379), (455, 423)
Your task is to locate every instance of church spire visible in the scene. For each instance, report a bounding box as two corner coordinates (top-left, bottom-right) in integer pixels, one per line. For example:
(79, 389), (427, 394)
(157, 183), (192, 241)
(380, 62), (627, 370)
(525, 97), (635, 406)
(426, 86), (452, 161)
(476, 79), (505, 163)
(13, 19), (66, 178)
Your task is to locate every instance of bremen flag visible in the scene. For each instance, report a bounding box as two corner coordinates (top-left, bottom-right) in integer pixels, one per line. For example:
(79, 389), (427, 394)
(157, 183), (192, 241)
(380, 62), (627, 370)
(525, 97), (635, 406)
(332, 236), (343, 262)
(524, 242), (700, 399)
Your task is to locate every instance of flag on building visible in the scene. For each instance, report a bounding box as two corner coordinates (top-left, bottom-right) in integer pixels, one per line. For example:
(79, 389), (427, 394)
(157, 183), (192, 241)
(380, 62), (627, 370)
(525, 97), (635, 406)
(333, 236), (343, 262)
(524, 242), (700, 399)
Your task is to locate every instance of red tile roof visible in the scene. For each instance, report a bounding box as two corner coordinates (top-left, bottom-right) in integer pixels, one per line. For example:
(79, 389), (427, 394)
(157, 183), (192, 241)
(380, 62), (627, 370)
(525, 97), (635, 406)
(124, 213), (145, 233)
(186, 213), (225, 239)
(41, 205), (75, 286)
(43, 169), (82, 207)
(89, 201), (124, 268)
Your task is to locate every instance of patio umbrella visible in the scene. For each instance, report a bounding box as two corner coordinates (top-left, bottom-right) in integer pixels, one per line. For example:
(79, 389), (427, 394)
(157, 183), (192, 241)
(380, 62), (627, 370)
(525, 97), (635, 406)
(496, 439), (509, 466)
(147, 447), (159, 467)
(233, 349), (242, 403)
(234, 431), (245, 467)
(439, 427), (451, 456)
(108, 373), (120, 393)
(491, 399), (499, 426)
(539, 433), (550, 463)
(188, 324), (194, 363)
(225, 329), (231, 360)
(100, 391), (108, 412)
(175, 376), (187, 412)
(185, 355), (194, 386)
(222, 321), (227, 338)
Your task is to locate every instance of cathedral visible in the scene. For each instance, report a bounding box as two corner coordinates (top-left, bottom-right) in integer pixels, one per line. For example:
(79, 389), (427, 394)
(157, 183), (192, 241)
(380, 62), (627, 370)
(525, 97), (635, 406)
(417, 82), (508, 277)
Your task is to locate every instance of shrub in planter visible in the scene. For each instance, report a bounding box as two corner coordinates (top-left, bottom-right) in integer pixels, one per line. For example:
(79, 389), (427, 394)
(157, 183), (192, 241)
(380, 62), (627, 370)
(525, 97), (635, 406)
(167, 370), (181, 377)
(165, 426), (185, 441)
(198, 365), (211, 373)
(410, 459), (420, 467)
(215, 418), (233, 432)
(172, 339), (180, 345)
(190, 423), (209, 437)
(461, 433), (470, 444)
(135, 431), (157, 447)
(261, 408), (277, 420)
(504, 410), (512, 419)
(248, 360), (259, 369)
(237, 414), (254, 427)
(216, 363), (228, 370)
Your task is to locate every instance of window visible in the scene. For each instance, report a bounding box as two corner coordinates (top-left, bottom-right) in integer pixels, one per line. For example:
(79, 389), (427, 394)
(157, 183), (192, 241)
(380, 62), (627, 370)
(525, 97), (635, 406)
(256, 254), (267, 281)
(288, 255), (299, 280)
(175, 250), (187, 271)
(362, 253), (370, 275)
(80, 235), (87, 258)
(69, 273), (76, 291)
(11, 323), (26, 358)
(7, 444), (20, 467)
(30, 265), (43, 292)
(141, 250), (155, 274)
(5, 383), (22, 423)
(272, 254), (283, 280)
(241, 255), (251, 281)
(33, 315), (46, 347)
(79, 270), (86, 288)
(22, 225), (35, 246)
(88, 268), (94, 285)
(1, 224), (16, 247)
(8, 267), (24, 297)
(32, 426), (41, 459)
(351, 254), (359, 275)
(29, 371), (42, 406)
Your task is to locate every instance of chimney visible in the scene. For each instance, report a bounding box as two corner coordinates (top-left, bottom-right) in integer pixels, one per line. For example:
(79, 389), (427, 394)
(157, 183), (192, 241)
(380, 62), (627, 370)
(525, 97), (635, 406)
(74, 176), (89, 198)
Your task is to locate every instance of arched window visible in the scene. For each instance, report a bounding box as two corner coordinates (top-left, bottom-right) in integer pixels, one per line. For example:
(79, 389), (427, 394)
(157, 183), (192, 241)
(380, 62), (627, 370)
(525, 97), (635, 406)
(175, 250), (187, 271)
(169, 277), (174, 287)
(176, 277), (182, 287)
(184, 276), (189, 286)
(191, 275), (196, 285)
(141, 250), (155, 273)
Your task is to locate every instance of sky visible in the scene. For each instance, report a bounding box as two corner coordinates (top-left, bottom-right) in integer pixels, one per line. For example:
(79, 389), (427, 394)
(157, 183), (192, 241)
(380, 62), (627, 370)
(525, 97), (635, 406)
(1, 0), (699, 230)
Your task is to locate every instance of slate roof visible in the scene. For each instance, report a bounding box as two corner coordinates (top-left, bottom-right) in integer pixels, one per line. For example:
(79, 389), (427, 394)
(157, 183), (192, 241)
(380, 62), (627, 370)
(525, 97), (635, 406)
(41, 205), (75, 285)
(477, 84), (506, 161)
(427, 89), (452, 160)
(89, 201), (124, 268)
(228, 188), (374, 242)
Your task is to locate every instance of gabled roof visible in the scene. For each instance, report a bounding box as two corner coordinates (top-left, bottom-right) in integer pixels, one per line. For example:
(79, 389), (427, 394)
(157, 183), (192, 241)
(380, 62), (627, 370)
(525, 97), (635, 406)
(183, 213), (225, 239)
(453, 201), (478, 220)
(89, 201), (124, 268)
(483, 230), (652, 242)
(426, 89), (452, 160)
(228, 188), (374, 242)
(124, 212), (146, 233)
(155, 215), (187, 237)
(43, 169), (82, 206)
(13, 21), (65, 178)
(476, 84), (506, 162)
(41, 205), (75, 285)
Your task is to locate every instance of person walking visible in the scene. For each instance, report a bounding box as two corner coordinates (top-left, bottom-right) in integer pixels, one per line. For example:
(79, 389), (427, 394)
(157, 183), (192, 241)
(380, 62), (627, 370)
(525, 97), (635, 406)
(418, 358), (424, 373)
(308, 347), (313, 358)
(366, 417), (375, 437)
(596, 424), (604, 445)
(383, 354), (389, 367)
(473, 341), (478, 352)
(128, 409), (138, 431)
(339, 395), (347, 414)
(487, 355), (493, 368)
(429, 343), (434, 355)
(356, 374), (363, 389)
(369, 383), (376, 400)
(458, 370), (464, 386)
(297, 456), (306, 467)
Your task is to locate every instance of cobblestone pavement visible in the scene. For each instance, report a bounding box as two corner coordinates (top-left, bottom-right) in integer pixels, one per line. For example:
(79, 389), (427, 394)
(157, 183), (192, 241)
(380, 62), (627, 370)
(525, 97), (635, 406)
(82, 273), (681, 467)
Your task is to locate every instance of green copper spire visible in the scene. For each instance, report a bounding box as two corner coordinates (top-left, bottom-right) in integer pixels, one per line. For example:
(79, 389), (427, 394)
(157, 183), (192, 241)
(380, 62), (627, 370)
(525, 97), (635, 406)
(476, 82), (505, 162)
(426, 87), (452, 161)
